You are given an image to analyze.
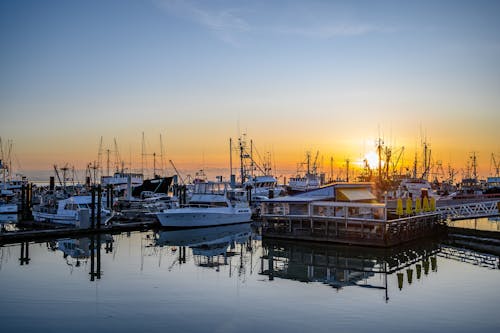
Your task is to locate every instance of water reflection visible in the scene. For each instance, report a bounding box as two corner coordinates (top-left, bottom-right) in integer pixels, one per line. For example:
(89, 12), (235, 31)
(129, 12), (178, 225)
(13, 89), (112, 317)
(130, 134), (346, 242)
(2, 223), (499, 295)
(1, 224), (500, 333)
(35, 235), (114, 279)
(260, 238), (447, 301)
(151, 223), (254, 272)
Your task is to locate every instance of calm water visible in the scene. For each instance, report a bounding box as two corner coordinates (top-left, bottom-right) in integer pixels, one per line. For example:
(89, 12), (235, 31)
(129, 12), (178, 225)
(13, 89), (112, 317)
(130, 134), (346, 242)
(1, 220), (499, 333)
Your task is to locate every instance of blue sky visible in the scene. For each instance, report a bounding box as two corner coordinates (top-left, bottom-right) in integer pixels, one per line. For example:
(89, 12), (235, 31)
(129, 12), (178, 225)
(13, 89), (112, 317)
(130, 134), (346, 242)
(1, 0), (499, 177)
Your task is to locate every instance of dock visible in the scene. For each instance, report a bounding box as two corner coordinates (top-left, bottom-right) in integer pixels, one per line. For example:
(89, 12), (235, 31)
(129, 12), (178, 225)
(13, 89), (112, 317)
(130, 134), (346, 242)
(0, 219), (159, 245)
(261, 199), (500, 247)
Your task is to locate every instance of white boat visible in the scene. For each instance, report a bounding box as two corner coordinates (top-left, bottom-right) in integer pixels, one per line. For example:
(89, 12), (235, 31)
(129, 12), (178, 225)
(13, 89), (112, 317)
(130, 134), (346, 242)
(287, 151), (322, 193)
(101, 172), (143, 192)
(154, 182), (252, 228)
(288, 173), (321, 193)
(244, 175), (285, 198)
(397, 178), (441, 199)
(32, 195), (112, 225)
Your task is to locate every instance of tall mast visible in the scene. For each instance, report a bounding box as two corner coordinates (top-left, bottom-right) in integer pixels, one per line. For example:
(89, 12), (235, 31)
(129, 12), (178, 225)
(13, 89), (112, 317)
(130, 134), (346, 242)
(229, 138), (233, 183)
(345, 158), (350, 182)
(106, 149), (111, 176)
(239, 136), (245, 185)
(330, 156), (334, 183)
(250, 139), (254, 180)
(141, 132), (145, 176)
(472, 152), (478, 180)
(160, 134), (166, 176)
(376, 137), (383, 183)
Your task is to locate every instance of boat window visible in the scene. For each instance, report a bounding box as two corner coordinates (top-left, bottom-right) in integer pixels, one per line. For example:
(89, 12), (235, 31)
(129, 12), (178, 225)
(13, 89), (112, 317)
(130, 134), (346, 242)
(212, 202), (228, 207)
(64, 203), (78, 210)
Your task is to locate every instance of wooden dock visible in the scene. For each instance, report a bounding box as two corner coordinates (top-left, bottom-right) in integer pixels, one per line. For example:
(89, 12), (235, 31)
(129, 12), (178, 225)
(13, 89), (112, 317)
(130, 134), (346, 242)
(0, 219), (159, 245)
(261, 201), (447, 247)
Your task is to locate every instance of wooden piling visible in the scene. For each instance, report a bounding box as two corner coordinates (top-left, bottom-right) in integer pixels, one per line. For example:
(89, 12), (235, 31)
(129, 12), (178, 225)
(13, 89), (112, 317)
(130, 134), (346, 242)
(97, 185), (102, 229)
(91, 187), (96, 229)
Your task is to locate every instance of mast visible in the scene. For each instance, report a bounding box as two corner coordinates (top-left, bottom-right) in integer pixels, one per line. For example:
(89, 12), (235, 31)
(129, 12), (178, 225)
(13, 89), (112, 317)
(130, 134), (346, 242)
(153, 152), (156, 178)
(229, 138), (233, 185)
(306, 152), (311, 176)
(472, 152), (478, 180)
(106, 149), (111, 176)
(141, 132), (145, 176)
(160, 134), (166, 176)
(250, 139), (254, 180)
(239, 136), (245, 185)
(330, 156), (334, 183)
(345, 158), (350, 182)
(376, 137), (383, 184)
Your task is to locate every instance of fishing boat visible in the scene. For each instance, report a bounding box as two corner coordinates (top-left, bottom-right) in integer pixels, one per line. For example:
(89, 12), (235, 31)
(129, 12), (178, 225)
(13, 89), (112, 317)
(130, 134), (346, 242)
(101, 171), (144, 193)
(287, 151), (322, 193)
(244, 175), (285, 198)
(397, 177), (441, 199)
(154, 182), (252, 228)
(32, 195), (112, 225)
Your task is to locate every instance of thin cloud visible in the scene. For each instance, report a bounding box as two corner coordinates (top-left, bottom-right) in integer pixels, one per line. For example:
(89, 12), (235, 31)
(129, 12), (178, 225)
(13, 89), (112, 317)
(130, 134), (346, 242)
(271, 23), (384, 39)
(154, 0), (388, 43)
(154, 0), (250, 44)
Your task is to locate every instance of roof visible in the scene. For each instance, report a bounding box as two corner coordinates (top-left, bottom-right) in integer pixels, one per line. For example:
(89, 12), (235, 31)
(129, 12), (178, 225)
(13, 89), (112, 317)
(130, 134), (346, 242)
(310, 201), (385, 208)
(265, 182), (375, 203)
(336, 188), (376, 201)
(266, 195), (332, 203)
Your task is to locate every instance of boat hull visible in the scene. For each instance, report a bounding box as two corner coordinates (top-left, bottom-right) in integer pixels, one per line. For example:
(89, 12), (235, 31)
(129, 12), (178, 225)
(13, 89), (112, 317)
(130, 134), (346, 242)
(156, 208), (252, 228)
(32, 211), (78, 224)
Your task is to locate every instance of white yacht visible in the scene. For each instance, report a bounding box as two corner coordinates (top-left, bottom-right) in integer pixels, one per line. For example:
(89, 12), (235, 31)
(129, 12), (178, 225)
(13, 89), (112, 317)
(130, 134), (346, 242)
(32, 195), (112, 225)
(154, 182), (252, 228)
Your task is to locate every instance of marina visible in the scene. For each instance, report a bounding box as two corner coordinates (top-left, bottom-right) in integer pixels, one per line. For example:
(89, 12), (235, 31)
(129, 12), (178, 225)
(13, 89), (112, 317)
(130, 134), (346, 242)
(1, 219), (500, 332)
(2, 1), (500, 332)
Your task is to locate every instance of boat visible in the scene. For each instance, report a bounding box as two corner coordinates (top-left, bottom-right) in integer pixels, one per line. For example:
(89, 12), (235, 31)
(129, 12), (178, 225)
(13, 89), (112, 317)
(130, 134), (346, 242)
(154, 182), (252, 228)
(397, 177), (441, 199)
(288, 173), (321, 193)
(113, 176), (177, 217)
(244, 175), (285, 199)
(101, 171), (144, 193)
(287, 151), (322, 193)
(32, 195), (112, 225)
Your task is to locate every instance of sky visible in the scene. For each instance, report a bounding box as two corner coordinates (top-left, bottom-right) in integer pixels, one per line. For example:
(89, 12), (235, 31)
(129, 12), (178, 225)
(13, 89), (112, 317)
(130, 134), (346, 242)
(1, 0), (499, 180)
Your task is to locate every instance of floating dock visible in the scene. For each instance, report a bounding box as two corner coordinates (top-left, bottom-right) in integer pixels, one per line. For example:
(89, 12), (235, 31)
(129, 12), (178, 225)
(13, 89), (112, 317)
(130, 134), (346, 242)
(0, 219), (158, 245)
(261, 200), (447, 247)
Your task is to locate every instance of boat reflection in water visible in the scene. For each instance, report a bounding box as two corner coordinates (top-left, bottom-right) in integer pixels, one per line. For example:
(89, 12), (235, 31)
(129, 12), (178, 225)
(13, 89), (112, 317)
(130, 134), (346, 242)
(154, 222), (253, 269)
(46, 235), (114, 278)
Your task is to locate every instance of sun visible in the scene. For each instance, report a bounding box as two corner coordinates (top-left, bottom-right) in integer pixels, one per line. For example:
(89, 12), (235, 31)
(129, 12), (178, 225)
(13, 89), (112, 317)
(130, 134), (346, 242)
(364, 151), (379, 169)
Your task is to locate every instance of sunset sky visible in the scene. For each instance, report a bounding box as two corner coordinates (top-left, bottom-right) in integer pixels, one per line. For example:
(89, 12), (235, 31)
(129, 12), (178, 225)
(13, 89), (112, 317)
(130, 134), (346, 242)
(1, 0), (499, 180)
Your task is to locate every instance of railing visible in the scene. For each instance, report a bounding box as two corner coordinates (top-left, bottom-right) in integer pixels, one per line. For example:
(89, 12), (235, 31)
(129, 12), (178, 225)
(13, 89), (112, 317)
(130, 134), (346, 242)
(435, 200), (500, 219)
